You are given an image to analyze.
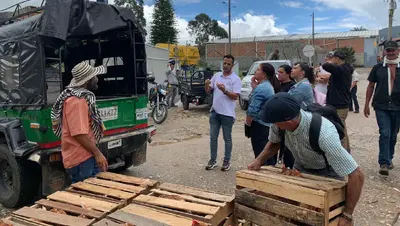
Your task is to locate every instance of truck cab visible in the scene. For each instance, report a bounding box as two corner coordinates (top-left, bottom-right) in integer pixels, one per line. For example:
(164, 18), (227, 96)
(0, 0), (155, 208)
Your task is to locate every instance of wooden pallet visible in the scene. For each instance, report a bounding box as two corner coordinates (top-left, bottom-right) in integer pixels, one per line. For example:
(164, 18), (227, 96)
(10, 190), (123, 226)
(129, 182), (235, 226)
(235, 166), (347, 226)
(65, 172), (159, 204)
(0, 215), (53, 226)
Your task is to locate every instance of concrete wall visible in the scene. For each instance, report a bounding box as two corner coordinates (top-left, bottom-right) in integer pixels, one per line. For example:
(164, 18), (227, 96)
(146, 45), (169, 84)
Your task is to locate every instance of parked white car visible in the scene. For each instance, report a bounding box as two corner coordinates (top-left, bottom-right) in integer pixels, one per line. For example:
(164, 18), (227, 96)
(239, 60), (292, 110)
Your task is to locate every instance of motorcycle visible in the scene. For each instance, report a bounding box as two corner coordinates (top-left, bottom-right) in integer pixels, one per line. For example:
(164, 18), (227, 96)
(147, 75), (169, 124)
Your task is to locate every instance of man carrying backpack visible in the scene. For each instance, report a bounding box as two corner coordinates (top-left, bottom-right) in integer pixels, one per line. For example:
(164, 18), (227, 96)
(248, 92), (364, 226)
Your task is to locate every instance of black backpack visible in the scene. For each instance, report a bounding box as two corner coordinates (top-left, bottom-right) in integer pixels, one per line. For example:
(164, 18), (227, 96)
(279, 103), (345, 170)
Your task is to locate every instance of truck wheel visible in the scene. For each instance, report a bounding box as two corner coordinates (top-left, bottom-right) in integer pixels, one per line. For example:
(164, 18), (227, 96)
(182, 94), (190, 110)
(239, 96), (249, 110)
(0, 144), (40, 208)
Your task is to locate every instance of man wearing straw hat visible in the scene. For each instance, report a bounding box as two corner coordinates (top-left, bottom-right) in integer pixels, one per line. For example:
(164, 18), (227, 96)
(51, 61), (108, 183)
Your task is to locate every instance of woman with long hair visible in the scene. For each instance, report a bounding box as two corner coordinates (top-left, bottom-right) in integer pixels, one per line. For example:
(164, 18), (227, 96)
(245, 63), (281, 165)
(289, 62), (315, 106)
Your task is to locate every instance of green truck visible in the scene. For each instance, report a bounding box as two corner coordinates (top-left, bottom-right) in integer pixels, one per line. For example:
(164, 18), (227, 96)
(0, 0), (155, 208)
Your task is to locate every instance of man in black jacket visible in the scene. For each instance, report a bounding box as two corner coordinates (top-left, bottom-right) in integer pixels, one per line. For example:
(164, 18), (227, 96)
(364, 40), (400, 175)
(320, 51), (353, 153)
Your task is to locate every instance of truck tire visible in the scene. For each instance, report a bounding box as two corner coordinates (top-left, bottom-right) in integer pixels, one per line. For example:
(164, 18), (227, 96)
(239, 96), (249, 110)
(0, 144), (40, 208)
(182, 94), (190, 110)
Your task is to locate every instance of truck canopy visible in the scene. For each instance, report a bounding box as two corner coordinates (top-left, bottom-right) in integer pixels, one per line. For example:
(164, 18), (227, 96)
(0, 0), (146, 107)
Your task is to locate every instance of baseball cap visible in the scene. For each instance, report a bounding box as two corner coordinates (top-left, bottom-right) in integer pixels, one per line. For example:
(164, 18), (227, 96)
(168, 59), (176, 65)
(333, 51), (346, 60)
(258, 92), (301, 124)
(384, 40), (399, 50)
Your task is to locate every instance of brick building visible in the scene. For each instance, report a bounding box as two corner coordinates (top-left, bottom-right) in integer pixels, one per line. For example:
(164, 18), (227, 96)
(205, 30), (379, 70)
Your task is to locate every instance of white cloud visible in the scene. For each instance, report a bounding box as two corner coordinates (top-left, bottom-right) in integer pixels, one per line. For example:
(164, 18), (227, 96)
(314, 17), (330, 22)
(310, 0), (393, 28)
(217, 14), (288, 40)
(279, 1), (303, 8)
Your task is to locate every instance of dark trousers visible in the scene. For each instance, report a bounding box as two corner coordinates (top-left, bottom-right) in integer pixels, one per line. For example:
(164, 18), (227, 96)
(375, 110), (400, 166)
(250, 121), (277, 166)
(66, 157), (99, 184)
(349, 86), (359, 111)
(279, 135), (295, 168)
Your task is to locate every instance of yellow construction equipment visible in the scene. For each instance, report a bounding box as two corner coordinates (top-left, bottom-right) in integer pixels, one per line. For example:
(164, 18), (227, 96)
(156, 43), (200, 66)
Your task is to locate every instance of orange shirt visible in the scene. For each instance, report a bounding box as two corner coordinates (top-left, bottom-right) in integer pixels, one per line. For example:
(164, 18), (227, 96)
(61, 96), (96, 169)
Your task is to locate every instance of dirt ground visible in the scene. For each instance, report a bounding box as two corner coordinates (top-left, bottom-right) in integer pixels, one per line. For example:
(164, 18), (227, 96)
(128, 67), (400, 226)
(1, 68), (399, 225)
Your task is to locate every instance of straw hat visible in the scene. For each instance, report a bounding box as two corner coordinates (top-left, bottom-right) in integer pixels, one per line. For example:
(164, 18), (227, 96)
(67, 61), (107, 88)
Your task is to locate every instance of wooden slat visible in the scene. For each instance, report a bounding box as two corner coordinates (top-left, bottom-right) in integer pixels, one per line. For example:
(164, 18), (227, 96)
(92, 219), (122, 226)
(329, 217), (339, 226)
(114, 204), (192, 226)
(261, 166), (347, 185)
(134, 195), (219, 215)
(235, 204), (297, 226)
(159, 183), (234, 203)
(241, 170), (336, 191)
(109, 210), (168, 226)
(35, 199), (103, 219)
(1, 218), (27, 226)
(5, 216), (52, 226)
(84, 177), (146, 193)
(236, 174), (325, 208)
(71, 182), (136, 200)
(13, 207), (92, 226)
(96, 172), (158, 187)
(65, 188), (120, 204)
(150, 189), (225, 207)
(328, 188), (346, 207)
(47, 191), (118, 212)
(329, 206), (345, 220)
(235, 188), (324, 225)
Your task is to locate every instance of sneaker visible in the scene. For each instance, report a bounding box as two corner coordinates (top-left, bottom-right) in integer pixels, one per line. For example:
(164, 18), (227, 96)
(221, 160), (231, 171)
(379, 165), (389, 176)
(205, 160), (217, 170)
(389, 163), (394, 170)
(354, 110), (360, 114)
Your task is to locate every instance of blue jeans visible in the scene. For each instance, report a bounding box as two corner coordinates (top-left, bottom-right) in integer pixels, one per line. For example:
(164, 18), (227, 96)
(66, 157), (100, 183)
(376, 110), (400, 166)
(209, 111), (235, 162)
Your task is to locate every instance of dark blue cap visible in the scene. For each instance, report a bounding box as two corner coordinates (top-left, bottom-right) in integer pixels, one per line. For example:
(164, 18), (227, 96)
(258, 92), (301, 123)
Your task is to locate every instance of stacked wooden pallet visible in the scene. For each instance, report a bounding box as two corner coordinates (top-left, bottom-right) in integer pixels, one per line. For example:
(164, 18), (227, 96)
(95, 182), (235, 226)
(235, 166), (347, 226)
(3, 172), (159, 226)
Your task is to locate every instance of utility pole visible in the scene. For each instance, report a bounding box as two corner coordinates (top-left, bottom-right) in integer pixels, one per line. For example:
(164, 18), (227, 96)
(228, 0), (231, 54)
(312, 12), (315, 66)
(388, 0), (397, 40)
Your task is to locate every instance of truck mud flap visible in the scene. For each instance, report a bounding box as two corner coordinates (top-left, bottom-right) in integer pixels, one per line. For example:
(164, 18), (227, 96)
(132, 143), (147, 167)
(41, 161), (71, 196)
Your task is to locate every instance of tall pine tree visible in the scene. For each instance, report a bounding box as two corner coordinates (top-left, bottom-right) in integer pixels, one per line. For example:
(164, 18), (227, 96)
(114, 0), (147, 35)
(150, 0), (178, 45)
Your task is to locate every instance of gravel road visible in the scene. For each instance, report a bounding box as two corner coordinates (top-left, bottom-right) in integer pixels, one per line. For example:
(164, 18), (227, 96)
(1, 68), (399, 226)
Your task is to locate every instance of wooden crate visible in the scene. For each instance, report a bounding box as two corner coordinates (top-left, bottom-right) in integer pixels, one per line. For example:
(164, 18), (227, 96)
(235, 166), (347, 226)
(93, 204), (236, 226)
(65, 172), (159, 204)
(1, 215), (53, 226)
(129, 182), (235, 226)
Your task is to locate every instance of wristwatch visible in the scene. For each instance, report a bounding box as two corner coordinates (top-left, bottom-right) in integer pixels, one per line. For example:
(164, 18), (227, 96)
(341, 212), (353, 222)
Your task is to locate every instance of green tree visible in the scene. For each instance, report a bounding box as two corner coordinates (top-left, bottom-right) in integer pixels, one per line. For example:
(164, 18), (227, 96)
(150, 0), (178, 45)
(351, 26), (368, 31)
(114, 0), (147, 35)
(187, 13), (228, 57)
(334, 47), (356, 64)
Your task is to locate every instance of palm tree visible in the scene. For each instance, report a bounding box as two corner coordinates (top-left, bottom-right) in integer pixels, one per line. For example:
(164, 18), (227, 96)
(351, 26), (368, 31)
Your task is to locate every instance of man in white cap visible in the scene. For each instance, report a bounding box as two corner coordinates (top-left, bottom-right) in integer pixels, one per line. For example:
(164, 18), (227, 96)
(51, 61), (108, 183)
(165, 59), (179, 107)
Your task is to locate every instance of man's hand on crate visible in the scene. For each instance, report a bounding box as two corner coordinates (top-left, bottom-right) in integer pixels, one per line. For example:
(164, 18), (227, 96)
(247, 159), (262, 171)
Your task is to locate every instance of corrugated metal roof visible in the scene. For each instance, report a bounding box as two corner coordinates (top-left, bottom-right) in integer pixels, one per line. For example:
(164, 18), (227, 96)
(209, 30), (379, 44)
